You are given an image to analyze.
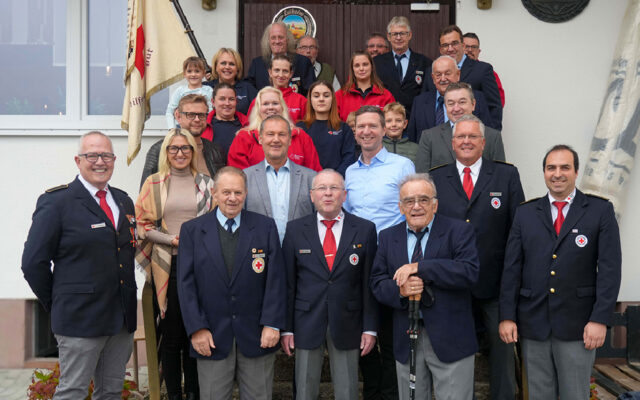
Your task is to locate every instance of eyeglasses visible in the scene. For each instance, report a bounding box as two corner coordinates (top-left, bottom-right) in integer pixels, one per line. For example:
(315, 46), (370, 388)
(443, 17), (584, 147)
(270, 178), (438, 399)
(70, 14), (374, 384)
(297, 45), (317, 51)
(464, 45), (479, 50)
(401, 196), (434, 207)
(179, 112), (207, 120)
(166, 145), (193, 155)
(453, 134), (482, 141)
(312, 185), (344, 193)
(389, 31), (410, 38)
(78, 152), (116, 163)
(439, 41), (462, 49)
(367, 43), (388, 49)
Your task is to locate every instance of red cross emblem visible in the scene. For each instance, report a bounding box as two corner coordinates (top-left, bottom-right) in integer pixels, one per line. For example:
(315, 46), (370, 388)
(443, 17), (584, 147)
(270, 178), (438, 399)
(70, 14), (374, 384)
(575, 234), (588, 248)
(349, 253), (359, 265)
(252, 258), (265, 273)
(491, 197), (501, 209)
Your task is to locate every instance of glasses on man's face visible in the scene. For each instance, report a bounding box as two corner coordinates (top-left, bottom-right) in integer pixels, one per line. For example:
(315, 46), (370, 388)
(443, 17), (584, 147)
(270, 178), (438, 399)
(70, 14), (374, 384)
(312, 185), (344, 193)
(180, 112), (207, 121)
(297, 45), (317, 51)
(465, 45), (479, 51)
(166, 145), (194, 155)
(367, 43), (388, 49)
(78, 152), (116, 163)
(389, 31), (410, 38)
(401, 196), (434, 207)
(439, 41), (461, 49)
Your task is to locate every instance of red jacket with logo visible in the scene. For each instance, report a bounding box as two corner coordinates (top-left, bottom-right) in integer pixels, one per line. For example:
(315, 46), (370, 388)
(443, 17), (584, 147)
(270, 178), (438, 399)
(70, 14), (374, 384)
(335, 84), (395, 121)
(247, 87), (308, 122)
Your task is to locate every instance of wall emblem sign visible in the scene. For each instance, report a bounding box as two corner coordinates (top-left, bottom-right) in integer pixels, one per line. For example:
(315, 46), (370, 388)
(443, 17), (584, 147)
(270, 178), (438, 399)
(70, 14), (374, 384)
(273, 6), (317, 39)
(521, 0), (590, 23)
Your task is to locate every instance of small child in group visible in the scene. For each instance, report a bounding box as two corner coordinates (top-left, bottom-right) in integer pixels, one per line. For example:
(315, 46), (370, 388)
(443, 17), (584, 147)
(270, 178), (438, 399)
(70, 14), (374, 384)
(165, 56), (214, 128)
(382, 102), (418, 163)
(346, 111), (361, 159)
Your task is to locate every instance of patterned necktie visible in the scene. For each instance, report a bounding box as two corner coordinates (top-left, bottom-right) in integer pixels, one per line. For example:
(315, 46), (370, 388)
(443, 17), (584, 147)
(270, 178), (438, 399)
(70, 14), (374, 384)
(411, 229), (428, 262)
(553, 201), (567, 235)
(435, 96), (445, 125)
(96, 190), (115, 228)
(395, 54), (406, 82)
(463, 167), (474, 199)
(225, 218), (235, 233)
(322, 220), (337, 271)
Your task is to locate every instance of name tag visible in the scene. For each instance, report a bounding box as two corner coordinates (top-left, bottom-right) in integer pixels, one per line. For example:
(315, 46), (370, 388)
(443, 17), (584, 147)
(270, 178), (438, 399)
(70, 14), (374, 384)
(490, 192), (502, 197)
(252, 253), (266, 259)
(299, 249), (311, 254)
(91, 222), (106, 229)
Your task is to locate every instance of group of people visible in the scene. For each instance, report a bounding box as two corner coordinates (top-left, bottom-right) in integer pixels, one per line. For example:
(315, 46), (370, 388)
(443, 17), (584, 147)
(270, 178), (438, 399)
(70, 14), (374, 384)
(20, 14), (621, 400)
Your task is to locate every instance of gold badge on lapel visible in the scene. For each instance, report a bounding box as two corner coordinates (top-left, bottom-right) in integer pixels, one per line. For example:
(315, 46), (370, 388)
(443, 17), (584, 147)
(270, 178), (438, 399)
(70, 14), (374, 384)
(252, 258), (265, 273)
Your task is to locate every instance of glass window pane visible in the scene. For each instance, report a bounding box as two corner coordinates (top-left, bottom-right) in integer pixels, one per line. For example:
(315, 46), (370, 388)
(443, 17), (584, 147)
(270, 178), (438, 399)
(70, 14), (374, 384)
(88, 0), (168, 115)
(0, 0), (66, 115)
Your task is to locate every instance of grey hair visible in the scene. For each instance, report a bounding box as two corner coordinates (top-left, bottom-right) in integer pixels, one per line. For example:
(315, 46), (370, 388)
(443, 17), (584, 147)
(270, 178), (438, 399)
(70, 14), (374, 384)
(431, 55), (458, 73)
(78, 131), (113, 154)
(259, 114), (292, 137)
(399, 173), (438, 200)
(387, 16), (411, 33)
(297, 35), (318, 49)
(311, 169), (344, 189)
(452, 114), (485, 138)
(260, 22), (296, 61)
(213, 166), (248, 190)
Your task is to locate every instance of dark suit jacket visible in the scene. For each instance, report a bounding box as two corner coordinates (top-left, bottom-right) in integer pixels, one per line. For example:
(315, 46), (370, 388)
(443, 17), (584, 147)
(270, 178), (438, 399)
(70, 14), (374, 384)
(499, 190), (621, 341)
(247, 54), (315, 95)
(373, 50), (432, 117)
(431, 159), (524, 299)
(415, 123), (505, 172)
(407, 90), (494, 143)
(22, 177), (137, 337)
(282, 212), (379, 350)
(370, 215), (480, 364)
(177, 209), (286, 359)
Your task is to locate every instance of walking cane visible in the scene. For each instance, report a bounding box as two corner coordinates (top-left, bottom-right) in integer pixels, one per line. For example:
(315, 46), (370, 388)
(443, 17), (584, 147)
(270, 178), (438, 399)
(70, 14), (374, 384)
(408, 293), (422, 400)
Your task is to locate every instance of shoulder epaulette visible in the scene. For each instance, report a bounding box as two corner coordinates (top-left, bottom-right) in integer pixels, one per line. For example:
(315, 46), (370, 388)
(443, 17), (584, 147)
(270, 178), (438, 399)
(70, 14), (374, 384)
(585, 192), (610, 201)
(493, 160), (514, 166)
(45, 184), (68, 193)
(429, 163), (449, 172)
(520, 197), (542, 205)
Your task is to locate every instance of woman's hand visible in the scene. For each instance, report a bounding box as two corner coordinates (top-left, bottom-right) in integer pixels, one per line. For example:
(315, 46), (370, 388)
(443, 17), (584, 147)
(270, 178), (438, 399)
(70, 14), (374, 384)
(171, 235), (180, 247)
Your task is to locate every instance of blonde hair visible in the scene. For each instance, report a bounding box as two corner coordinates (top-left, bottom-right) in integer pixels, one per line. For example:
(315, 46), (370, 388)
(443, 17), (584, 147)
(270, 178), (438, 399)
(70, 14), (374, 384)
(158, 128), (199, 176)
(210, 48), (244, 81)
(383, 102), (407, 120)
(247, 86), (294, 131)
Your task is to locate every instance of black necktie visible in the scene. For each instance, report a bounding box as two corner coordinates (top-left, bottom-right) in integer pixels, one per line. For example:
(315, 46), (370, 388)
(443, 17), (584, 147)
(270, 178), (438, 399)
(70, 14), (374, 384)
(225, 218), (235, 233)
(436, 96), (445, 125)
(395, 54), (406, 82)
(410, 229), (428, 263)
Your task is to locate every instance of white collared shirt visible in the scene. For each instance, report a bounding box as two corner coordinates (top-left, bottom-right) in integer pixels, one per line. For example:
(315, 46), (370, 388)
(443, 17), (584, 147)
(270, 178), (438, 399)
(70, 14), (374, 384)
(548, 188), (576, 222)
(317, 211), (344, 245)
(77, 174), (120, 226)
(456, 157), (483, 186)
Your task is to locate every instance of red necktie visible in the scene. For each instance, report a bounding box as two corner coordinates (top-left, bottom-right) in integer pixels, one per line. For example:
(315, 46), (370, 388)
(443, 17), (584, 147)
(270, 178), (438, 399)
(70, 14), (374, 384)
(322, 220), (337, 271)
(463, 167), (474, 199)
(96, 190), (116, 228)
(553, 201), (567, 235)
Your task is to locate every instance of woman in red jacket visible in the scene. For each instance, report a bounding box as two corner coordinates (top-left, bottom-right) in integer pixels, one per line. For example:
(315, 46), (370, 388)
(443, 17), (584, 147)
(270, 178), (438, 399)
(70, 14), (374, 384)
(227, 86), (321, 171)
(335, 51), (395, 121)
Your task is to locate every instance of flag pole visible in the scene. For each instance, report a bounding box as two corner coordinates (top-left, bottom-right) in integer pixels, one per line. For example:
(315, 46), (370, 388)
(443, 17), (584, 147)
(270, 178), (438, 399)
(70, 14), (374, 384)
(169, 0), (212, 74)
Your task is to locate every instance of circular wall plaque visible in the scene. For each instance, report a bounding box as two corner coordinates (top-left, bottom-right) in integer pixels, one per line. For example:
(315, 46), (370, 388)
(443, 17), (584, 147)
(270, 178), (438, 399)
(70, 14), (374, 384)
(522, 0), (590, 23)
(273, 6), (317, 39)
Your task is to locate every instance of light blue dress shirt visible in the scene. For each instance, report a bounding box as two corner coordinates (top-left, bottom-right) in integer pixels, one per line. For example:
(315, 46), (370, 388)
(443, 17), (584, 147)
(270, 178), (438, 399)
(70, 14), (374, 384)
(392, 49), (412, 81)
(406, 219), (434, 262)
(344, 147), (416, 234)
(457, 54), (467, 70)
(216, 207), (241, 232)
(265, 159), (291, 243)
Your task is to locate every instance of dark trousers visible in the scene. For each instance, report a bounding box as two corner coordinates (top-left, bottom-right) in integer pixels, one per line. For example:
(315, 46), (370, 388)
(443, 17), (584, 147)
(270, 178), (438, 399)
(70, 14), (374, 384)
(359, 305), (399, 400)
(160, 259), (199, 396)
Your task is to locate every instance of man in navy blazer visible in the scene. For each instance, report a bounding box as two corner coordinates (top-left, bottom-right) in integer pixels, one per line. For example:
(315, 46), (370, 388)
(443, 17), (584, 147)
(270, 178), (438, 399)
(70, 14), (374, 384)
(371, 173), (480, 400)
(431, 114), (524, 400)
(407, 56), (494, 143)
(373, 16), (432, 119)
(499, 145), (621, 400)
(22, 132), (137, 399)
(430, 25), (502, 131)
(281, 169), (379, 399)
(177, 166), (286, 399)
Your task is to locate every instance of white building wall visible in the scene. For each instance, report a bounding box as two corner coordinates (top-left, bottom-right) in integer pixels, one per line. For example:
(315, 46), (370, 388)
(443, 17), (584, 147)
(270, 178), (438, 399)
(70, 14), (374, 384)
(2, 0), (637, 302)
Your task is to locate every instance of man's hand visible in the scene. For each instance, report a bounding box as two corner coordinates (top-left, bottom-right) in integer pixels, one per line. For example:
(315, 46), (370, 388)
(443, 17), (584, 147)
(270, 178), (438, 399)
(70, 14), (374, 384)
(281, 334), (295, 356)
(191, 329), (215, 356)
(360, 333), (376, 356)
(399, 276), (424, 298)
(393, 263), (419, 287)
(583, 322), (607, 350)
(499, 320), (518, 344)
(260, 326), (280, 348)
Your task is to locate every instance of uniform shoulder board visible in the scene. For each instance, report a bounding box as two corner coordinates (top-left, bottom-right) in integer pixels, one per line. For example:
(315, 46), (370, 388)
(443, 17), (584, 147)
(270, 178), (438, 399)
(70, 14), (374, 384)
(493, 160), (514, 166)
(585, 192), (610, 202)
(520, 197), (541, 205)
(429, 163), (449, 172)
(45, 184), (68, 193)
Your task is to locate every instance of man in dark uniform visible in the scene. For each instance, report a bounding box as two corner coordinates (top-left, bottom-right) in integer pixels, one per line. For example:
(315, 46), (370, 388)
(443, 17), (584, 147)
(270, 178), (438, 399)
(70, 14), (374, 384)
(22, 131), (137, 399)
(374, 16), (432, 119)
(499, 144), (621, 400)
(430, 114), (524, 400)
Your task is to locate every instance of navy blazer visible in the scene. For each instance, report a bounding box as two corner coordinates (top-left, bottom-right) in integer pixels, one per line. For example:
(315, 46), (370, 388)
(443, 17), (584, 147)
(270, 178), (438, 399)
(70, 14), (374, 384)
(22, 177), (137, 337)
(370, 215), (480, 364)
(431, 159), (524, 299)
(499, 190), (621, 341)
(373, 50), (432, 117)
(282, 212), (379, 350)
(177, 209), (286, 359)
(407, 89), (494, 143)
(247, 54), (315, 96)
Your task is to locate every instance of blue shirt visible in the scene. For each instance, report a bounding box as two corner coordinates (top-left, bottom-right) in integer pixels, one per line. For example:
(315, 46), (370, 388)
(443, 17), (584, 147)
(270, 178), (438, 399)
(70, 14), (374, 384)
(216, 207), (241, 232)
(457, 54), (467, 70)
(344, 147), (415, 234)
(265, 159), (291, 243)
(406, 219), (434, 262)
(392, 49), (412, 80)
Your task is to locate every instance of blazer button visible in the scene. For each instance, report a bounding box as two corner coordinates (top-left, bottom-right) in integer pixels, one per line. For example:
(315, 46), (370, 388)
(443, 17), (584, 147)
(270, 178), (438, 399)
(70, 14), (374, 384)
(465, 219), (470, 223)
(120, 264), (123, 268)
(550, 270), (556, 276)
(552, 254), (557, 259)
(549, 288), (555, 293)
(117, 247), (121, 252)
(120, 280), (124, 284)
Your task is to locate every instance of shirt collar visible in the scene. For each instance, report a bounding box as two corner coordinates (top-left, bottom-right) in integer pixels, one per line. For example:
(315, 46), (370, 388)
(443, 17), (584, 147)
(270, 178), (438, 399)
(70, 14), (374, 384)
(77, 174), (109, 197)
(216, 207), (242, 229)
(358, 146), (388, 166)
(457, 54), (467, 69)
(264, 158), (291, 173)
(317, 211), (344, 224)
(547, 188), (576, 205)
(456, 157), (482, 176)
(393, 48), (411, 59)
(406, 217), (434, 235)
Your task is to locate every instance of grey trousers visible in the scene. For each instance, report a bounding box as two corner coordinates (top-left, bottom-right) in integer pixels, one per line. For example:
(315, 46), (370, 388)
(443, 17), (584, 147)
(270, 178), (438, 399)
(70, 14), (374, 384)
(197, 341), (276, 400)
(396, 328), (475, 400)
(54, 327), (134, 400)
(521, 337), (596, 400)
(295, 328), (360, 400)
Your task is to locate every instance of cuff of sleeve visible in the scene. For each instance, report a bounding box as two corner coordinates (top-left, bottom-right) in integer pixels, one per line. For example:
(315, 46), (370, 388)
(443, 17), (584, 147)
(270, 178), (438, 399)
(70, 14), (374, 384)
(363, 331), (377, 337)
